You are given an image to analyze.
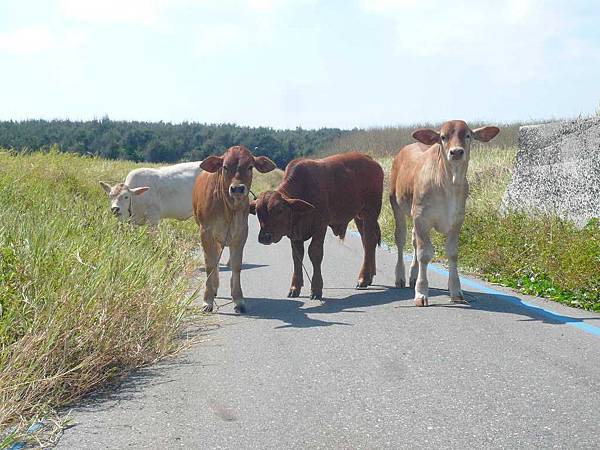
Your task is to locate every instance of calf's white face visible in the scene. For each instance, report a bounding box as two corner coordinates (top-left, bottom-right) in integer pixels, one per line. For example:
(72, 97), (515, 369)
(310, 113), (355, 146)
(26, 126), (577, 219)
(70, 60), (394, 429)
(100, 182), (149, 222)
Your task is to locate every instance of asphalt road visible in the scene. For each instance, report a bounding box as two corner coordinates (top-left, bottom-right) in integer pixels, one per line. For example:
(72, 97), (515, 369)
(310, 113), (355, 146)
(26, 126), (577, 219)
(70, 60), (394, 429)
(57, 216), (600, 449)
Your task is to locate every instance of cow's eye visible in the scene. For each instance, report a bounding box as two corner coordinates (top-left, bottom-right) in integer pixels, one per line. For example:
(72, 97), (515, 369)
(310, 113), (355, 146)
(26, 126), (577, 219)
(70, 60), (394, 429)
(223, 165), (230, 172)
(440, 135), (447, 141)
(248, 166), (253, 171)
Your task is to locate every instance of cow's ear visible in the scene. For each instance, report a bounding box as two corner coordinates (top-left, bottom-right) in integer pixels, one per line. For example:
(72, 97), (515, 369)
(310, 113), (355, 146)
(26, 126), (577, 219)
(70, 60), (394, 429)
(99, 181), (112, 194)
(412, 129), (440, 146)
(472, 126), (500, 142)
(287, 198), (315, 214)
(130, 186), (150, 196)
(254, 156), (277, 173)
(249, 200), (257, 215)
(200, 156), (224, 173)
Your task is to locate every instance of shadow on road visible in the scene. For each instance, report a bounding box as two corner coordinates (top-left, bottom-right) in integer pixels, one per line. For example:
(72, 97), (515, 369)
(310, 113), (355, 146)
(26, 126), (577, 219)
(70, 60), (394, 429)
(198, 263), (269, 273)
(225, 286), (419, 329)
(434, 290), (600, 327)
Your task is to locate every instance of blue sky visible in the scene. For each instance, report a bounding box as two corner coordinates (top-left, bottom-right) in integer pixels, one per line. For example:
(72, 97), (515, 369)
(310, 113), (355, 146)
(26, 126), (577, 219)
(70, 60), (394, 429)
(0, 0), (598, 129)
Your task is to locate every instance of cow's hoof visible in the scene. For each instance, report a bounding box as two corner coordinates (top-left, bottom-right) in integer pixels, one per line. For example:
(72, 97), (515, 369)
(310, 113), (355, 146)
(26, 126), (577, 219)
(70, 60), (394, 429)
(414, 295), (429, 307)
(451, 295), (469, 304)
(395, 278), (406, 288)
(409, 278), (417, 289)
(234, 303), (247, 314)
(310, 292), (323, 301)
(287, 288), (301, 298)
(356, 280), (369, 289)
(201, 303), (214, 313)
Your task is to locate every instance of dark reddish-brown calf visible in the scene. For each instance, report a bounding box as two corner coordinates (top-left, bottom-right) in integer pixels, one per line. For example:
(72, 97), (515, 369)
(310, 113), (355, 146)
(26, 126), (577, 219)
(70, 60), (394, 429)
(193, 145), (276, 313)
(251, 152), (384, 300)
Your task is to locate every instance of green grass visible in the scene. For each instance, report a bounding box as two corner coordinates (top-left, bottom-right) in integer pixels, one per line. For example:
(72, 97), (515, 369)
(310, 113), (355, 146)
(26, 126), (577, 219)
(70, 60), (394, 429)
(0, 150), (207, 434)
(377, 147), (600, 311)
(0, 149), (282, 438)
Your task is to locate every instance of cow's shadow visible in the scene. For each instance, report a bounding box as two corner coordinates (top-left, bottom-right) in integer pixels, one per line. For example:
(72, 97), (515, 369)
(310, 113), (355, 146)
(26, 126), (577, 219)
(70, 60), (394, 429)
(225, 286), (418, 329)
(198, 263), (268, 273)
(433, 290), (600, 327)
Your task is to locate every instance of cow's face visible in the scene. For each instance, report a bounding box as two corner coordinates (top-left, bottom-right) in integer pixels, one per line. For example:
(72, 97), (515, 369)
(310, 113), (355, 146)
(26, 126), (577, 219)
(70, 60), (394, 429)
(200, 145), (276, 206)
(251, 191), (314, 245)
(99, 182), (149, 222)
(412, 120), (500, 164)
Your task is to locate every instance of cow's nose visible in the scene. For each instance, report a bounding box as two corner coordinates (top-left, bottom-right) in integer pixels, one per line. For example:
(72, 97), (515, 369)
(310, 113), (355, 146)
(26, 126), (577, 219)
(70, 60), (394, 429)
(111, 206), (120, 215)
(449, 148), (465, 159)
(258, 230), (272, 245)
(229, 184), (247, 196)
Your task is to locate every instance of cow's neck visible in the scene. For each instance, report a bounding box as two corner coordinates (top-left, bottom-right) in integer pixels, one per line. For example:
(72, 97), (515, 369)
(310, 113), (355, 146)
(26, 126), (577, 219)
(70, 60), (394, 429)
(276, 185), (314, 241)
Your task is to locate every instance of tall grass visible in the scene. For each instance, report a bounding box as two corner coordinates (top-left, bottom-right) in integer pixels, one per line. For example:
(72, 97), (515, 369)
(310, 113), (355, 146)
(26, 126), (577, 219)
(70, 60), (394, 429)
(0, 150), (282, 433)
(0, 150), (205, 431)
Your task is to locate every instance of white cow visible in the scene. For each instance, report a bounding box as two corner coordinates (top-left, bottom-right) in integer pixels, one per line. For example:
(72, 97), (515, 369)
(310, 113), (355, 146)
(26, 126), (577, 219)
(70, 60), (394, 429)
(100, 161), (202, 226)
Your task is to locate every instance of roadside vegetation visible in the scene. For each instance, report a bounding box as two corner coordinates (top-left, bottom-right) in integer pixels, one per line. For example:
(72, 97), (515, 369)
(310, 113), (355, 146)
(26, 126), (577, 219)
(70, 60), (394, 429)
(322, 126), (599, 312)
(0, 149), (281, 442)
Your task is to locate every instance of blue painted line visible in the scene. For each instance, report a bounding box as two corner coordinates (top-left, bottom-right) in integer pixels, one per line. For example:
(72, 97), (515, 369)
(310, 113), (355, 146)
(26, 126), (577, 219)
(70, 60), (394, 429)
(346, 229), (600, 338)
(406, 254), (600, 338)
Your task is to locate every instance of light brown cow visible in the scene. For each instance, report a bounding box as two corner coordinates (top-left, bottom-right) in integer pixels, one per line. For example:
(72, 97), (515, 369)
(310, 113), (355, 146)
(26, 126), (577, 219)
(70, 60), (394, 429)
(193, 145), (276, 313)
(390, 120), (499, 306)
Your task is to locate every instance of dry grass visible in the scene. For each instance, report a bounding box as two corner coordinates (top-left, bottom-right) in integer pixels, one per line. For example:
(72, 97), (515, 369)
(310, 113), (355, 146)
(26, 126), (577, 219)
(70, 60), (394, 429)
(0, 149), (282, 443)
(319, 122), (521, 158)
(0, 150), (207, 441)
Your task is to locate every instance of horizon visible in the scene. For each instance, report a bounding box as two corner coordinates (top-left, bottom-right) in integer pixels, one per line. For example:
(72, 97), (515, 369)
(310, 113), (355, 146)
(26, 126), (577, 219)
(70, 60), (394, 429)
(1, 0), (599, 129)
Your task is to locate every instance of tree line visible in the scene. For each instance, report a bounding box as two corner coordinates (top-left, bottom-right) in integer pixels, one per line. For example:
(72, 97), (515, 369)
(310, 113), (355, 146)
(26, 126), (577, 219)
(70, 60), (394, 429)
(0, 118), (348, 168)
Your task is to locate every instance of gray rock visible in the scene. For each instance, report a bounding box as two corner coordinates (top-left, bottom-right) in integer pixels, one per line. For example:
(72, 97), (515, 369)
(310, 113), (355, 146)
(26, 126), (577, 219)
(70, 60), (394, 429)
(502, 116), (600, 227)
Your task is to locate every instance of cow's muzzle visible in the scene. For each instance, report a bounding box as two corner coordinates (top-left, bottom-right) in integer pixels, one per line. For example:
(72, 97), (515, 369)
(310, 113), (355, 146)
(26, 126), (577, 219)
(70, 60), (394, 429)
(229, 184), (248, 196)
(258, 230), (273, 245)
(111, 206), (120, 216)
(449, 148), (465, 160)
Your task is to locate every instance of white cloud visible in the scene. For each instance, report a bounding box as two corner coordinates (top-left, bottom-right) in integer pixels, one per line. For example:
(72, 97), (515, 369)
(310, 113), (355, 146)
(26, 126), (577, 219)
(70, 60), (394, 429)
(358, 0), (417, 13)
(0, 27), (55, 54)
(0, 26), (87, 54)
(355, 0), (589, 85)
(194, 24), (243, 55)
(58, 0), (169, 26)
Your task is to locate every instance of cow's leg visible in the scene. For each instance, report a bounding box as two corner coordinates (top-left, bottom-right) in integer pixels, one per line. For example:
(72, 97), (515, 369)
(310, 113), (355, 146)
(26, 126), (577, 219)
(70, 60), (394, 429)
(355, 217), (370, 288)
(413, 218), (433, 307)
(308, 228), (326, 300)
(229, 241), (246, 313)
(409, 227), (419, 288)
(391, 196), (407, 288)
(355, 217), (379, 288)
(446, 228), (466, 303)
(289, 239), (304, 297)
(200, 231), (221, 312)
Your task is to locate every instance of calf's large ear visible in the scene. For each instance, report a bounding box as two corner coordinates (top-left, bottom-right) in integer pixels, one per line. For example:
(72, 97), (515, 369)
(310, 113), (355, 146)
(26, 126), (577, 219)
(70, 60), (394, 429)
(412, 129), (440, 146)
(286, 198), (315, 214)
(249, 200), (257, 215)
(99, 181), (112, 194)
(200, 156), (224, 173)
(130, 186), (150, 196)
(473, 126), (500, 142)
(254, 156), (277, 173)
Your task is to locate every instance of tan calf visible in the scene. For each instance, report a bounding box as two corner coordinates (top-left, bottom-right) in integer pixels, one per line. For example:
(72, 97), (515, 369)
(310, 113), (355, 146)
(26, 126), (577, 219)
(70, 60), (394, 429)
(193, 145), (276, 313)
(390, 120), (499, 306)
